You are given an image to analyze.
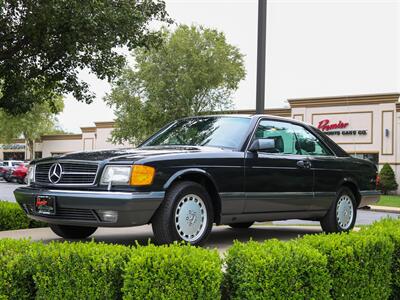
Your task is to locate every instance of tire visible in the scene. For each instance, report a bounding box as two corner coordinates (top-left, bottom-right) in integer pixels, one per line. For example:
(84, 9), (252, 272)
(152, 181), (214, 246)
(17, 178), (24, 184)
(228, 222), (254, 229)
(50, 224), (97, 239)
(320, 187), (357, 233)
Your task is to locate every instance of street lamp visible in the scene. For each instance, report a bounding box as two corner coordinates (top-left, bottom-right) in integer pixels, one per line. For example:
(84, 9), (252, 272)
(256, 0), (267, 114)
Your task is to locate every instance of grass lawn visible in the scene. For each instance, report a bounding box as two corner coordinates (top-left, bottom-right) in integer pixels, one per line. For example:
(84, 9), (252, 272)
(376, 195), (400, 208)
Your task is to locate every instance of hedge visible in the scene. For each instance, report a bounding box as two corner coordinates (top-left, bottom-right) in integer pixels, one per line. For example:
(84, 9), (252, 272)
(0, 240), (222, 300)
(361, 218), (400, 299)
(224, 239), (331, 300)
(123, 244), (222, 300)
(300, 231), (394, 300)
(33, 241), (131, 300)
(0, 239), (43, 299)
(0, 201), (46, 231)
(0, 218), (400, 299)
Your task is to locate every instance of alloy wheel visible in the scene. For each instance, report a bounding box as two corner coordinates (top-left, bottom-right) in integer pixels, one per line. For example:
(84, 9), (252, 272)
(174, 194), (207, 242)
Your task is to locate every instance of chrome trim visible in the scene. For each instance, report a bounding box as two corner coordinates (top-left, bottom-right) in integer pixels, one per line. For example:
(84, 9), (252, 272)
(46, 190), (135, 195)
(33, 159), (100, 186)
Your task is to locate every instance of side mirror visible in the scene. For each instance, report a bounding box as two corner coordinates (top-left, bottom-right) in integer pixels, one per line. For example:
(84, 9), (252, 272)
(249, 138), (276, 152)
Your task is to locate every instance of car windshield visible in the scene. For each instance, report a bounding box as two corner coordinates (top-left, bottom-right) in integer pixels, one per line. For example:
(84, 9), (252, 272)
(141, 117), (251, 149)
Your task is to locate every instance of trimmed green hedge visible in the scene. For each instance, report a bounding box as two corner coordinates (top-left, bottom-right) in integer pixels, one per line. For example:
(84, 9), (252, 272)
(0, 239), (43, 299)
(0, 201), (46, 231)
(123, 244), (222, 300)
(1, 218), (400, 299)
(361, 218), (400, 299)
(300, 232), (394, 300)
(0, 240), (222, 300)
(33, 241), (131, 300)
(224, 239), (331, 300)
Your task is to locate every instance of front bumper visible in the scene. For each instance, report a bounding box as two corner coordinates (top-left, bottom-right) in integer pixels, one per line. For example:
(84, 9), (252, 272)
(359, 190), (381, 207)
(14, 187), (165, 227)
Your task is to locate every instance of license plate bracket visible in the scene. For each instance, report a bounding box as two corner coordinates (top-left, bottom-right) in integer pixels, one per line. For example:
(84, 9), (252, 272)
(35, 195), (56, 215)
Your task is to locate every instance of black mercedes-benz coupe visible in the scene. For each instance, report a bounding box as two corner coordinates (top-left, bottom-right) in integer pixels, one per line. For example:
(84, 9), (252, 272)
(15, 115), (380, 245)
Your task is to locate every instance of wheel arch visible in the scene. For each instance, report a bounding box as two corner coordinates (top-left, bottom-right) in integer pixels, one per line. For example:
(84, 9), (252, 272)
(339, 178), (361, 207)
(163, 169), (222, 224)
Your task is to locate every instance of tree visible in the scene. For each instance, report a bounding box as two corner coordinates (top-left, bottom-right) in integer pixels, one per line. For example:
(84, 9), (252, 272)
(379, 163), (398, 194)
(0, 96), (64, 160)
(0, 0), (169, 114)
(105, 25), (246, 145)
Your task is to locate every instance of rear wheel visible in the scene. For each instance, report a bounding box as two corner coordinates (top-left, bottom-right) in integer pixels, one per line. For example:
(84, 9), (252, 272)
(152, 181), (214, 245)
(320, 187), (357, 233)
(49, 224), (97, 239)
(228, 222), (254, 229)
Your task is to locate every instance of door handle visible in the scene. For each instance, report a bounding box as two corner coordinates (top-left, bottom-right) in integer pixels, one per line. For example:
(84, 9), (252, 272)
(297, 160), (312, 169)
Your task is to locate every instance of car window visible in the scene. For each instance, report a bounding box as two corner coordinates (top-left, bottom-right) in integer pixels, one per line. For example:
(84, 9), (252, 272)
(12, 162), (21, 166)
(254, 120), (297, 154)
(142, 117), (251, 150)
(291, 124), (332, 156)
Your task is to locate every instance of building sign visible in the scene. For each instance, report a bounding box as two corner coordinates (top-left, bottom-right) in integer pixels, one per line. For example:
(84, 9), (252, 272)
(0, 144), (25, 150)
(317, 119), (368, 136)
(312, 112), (373, 144)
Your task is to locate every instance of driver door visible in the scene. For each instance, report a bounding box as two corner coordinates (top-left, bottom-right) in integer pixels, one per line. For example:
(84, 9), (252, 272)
(244, 119), (314, 213)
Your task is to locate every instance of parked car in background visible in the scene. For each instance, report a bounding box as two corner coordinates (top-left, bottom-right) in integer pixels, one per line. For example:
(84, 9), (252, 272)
(4, 163), (29, 184)
(15, 115), (380, 245)
(0, 160), (24, 180)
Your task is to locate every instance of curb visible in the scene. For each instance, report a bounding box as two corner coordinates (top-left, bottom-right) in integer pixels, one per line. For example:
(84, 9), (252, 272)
(363, 205), (400, 214)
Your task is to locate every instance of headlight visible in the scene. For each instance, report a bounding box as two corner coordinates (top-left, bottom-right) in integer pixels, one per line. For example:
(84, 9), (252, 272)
(27, 165), (35, 185)
(101, 166), (132, 185)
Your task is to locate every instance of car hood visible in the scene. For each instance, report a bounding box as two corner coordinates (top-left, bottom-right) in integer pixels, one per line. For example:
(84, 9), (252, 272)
(33, 146), (228, 163)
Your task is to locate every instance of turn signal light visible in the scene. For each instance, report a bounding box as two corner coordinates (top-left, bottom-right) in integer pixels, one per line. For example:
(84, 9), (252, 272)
(130, 165), (155, 186)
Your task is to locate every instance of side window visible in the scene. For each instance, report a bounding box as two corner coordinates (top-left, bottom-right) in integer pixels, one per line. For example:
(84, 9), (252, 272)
(291, 124), (332, 156)
(254, 120), (297, 154)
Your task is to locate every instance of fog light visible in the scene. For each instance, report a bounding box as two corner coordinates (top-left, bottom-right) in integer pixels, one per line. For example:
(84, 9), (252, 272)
(97, 210), (118, 223)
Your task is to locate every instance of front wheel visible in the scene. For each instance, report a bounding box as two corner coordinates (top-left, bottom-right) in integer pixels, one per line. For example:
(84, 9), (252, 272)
(152, 181), (214, 246)
(50, 224), (97, 239)
(320, 187), (357, 233)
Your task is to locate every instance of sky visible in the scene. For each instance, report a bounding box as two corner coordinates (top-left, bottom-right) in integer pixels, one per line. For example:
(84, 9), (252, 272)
(58, 0), (400, 133)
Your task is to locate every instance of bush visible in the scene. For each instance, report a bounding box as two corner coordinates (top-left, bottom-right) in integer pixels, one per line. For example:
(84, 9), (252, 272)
(33, 241), (131, 300)
(224, 239), (331, 300)
(0, 239), (43, 299)
(0, 201), (46, 231)
(379, 163), (398, 194)
(122, 243), (222, 300)
(301, 232), (394, 300)
(361, 218), (400, 299)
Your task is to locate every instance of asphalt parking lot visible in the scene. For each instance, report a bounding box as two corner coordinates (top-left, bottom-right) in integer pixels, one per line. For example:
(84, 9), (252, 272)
(0, 179), (23, 202)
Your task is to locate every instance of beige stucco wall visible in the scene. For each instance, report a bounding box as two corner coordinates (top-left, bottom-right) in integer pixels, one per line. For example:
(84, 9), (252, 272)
(41, 139), (83, 158)
(95, 127), (130, 150)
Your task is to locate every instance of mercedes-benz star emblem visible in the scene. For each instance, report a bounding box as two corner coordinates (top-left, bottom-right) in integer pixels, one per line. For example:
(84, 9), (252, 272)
(48, 163), (63, 184)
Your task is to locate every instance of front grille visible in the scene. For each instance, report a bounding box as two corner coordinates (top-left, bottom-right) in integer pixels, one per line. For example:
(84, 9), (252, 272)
(35, 161), (99, 185)
(25, 205), (98, 221)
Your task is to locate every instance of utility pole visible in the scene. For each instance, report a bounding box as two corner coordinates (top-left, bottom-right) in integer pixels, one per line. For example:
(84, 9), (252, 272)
(256, 0), (267, 114)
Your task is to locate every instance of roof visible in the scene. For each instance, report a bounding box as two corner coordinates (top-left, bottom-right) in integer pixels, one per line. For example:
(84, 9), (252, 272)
(288, 93), (400, 108)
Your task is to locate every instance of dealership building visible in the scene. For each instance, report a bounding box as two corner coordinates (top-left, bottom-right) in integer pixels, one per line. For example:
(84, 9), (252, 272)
(1, 93), (399, 192)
